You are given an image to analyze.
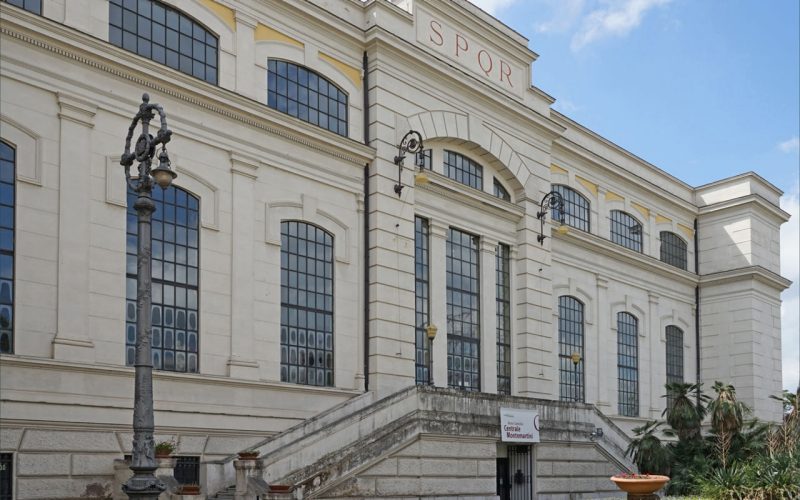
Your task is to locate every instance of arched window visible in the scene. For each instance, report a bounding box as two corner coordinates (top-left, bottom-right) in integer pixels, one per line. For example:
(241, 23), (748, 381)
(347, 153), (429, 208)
(3, 0), (41, 15)
(414, 216), (430, 385)
(617, 312), (639, 416)
(493, 178), (511, 201)
(610, 210), (642, 252)
(0, 141), (15, 354)
(446, 227), (480, 391)
(444, 151), (483, 190)
(280, 221), (334, 387)
(666, 326), (684, 384)
(126, 186), (200, 373)
(660, 231), (687, 270)
(552, 185), (590, 232)
(496, 244), (511, 395)
(558, 296), (584, 402)
(268, 60), (348, 137)
(109, 0), (219, 84)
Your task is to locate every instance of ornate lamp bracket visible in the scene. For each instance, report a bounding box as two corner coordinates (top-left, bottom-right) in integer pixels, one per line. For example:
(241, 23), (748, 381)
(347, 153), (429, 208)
(393, 130), (424, 196)
(536, 190), (565, 244)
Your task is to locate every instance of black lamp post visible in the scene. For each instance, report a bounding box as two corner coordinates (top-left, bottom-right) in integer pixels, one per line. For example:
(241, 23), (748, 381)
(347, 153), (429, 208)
(536, 190), (566, 244)
(120, 93), (176, 499)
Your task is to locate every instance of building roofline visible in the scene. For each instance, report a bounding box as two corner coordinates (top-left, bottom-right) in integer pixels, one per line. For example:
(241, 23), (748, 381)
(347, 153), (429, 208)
(694, 171), (785, 197)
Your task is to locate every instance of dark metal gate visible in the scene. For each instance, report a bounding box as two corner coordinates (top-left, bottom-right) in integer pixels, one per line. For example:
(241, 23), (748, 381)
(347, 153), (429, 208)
(497, 457), (510, 500)
(508, 445), (533, 500)
(0, 453), (12, 500)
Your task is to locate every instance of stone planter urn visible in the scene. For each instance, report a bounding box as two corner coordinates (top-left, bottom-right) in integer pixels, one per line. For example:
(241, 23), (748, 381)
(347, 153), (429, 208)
(237, 450), (260, 460)
(610, 474), (669, 499)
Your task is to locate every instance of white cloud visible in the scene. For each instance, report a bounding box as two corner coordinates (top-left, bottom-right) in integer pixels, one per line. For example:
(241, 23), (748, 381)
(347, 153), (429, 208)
(778, 136), (799, 154)
(571, 0), (672, 51)
(554, 98), (580, 113)
(534, 0), (586, 34)
(468, 0), (519, 15)
(781, 182), (799, 391)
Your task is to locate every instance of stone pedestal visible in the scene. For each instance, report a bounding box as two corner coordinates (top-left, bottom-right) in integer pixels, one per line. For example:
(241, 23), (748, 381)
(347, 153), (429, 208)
(234, 459), (267, 500)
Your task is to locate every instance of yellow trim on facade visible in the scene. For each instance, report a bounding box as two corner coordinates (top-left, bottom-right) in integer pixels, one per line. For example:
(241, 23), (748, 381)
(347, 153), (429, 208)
(319, 52), (361, 87)
(575, 175), (598, 196)
(605, 190), (624, 202)
(631, 201), (650, 219)
(550, 164), (568, 175)
(678, 223), (694, 239)
(655, 214), (672, 224)
(254, 23), (304, 48)
(198, 0), (236, 32)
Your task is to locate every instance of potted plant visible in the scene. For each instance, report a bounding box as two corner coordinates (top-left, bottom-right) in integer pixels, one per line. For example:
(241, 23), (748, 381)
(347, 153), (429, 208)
(237, 448), (260, 460)
(610, 472), (669, 496)
(154, 439), (176, 458)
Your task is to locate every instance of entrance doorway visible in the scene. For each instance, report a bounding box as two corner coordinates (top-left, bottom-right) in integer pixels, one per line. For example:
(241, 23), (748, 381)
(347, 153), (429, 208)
(497, 444), (533, 500)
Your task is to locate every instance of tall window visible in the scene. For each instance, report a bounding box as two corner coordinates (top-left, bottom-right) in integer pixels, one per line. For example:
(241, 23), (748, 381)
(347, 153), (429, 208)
(558, 296), (584, 402)
(2, 0), (41, 14)
(109, 0), (219, 84)
(617, 312), (639, 416)
(414, 217), (430, 385)
(268, 60), (348, 137)
(444, 151), (483, 190)
(496, 244), (511, 395)
(552, 185), (590, 232)
(280, 221), (334, 387)
(0, 141), (14, 354)
(660, 231), (687, 270)
(610, 210), (642, 252)
(493, 179), (511, 202)
(666, 326), (684, 384)
(126, 187), (200, 372)
(447, 228), (480, 391)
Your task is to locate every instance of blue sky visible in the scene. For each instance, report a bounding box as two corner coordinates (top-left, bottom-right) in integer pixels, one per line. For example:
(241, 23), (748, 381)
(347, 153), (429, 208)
(470, 0), (799, 391)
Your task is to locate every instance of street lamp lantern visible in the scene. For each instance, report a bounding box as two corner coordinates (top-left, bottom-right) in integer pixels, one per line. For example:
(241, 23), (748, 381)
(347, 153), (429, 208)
(119, 93), (175, 500)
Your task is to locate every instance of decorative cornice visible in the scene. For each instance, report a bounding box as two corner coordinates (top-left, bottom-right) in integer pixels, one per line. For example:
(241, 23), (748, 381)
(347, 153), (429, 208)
(418, 170), (525, 223)
(56, 92), (97, 128)
(230, 151), (260, 180)
(698, 193), (790, 222)
(699, 266), (792, 291)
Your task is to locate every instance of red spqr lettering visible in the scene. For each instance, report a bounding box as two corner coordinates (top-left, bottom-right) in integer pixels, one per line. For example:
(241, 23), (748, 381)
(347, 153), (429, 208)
(429, 20), (443, 46)
(477, 49), (493, 76)
(500, 60), (513, 87)
(455, 33), (468, 57)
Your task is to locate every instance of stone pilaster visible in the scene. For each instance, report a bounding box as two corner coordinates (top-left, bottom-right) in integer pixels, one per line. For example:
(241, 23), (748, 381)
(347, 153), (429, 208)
(479, 237), (498, 394)
(647, 292), (661, 419)
(52, 93), (96, 362)
(234, 11), (258, 100)
(429, 220), (448, 389)
(595, 275), (611, 410)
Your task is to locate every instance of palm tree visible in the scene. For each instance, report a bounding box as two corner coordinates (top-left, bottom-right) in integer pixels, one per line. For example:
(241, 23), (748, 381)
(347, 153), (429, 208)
(663, 382), (708, 442)
(627, 420), (671, 475)
(708, 381), (748, 435)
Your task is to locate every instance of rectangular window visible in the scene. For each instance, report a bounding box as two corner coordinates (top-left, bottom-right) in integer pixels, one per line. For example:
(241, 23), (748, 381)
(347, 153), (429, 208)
(617, 312), (639, 417)
(665, 325), (684, 407)
(414, 217), (430, 385)
(558, 296), (585, 402)
(174, 456), (200, 485)
(0, 142), (15, 354)
(2, 0), (41, 15)
(447, 228), (480, 391)
(496, 244), (511, 395)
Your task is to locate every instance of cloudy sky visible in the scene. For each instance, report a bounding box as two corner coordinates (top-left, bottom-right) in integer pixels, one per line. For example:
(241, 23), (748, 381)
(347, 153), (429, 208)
(468, 0), (799, 391)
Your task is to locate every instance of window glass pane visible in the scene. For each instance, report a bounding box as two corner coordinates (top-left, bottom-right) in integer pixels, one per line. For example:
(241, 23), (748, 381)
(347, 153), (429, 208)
(617, 312), (639, 416)
(660, 231), (688, 270)
(3, 0), (42, 15)
(414, 217), (430, 385)
(126, 186), (199, 373)
(496, 244), (511, 394)
(281, 221), (334, 387)
(558, 296), (584, 402)
(610, 210), (642, 252)
(107, 0), (218, 84)
(267, 60), (348, 137)
(493, 179), (510, 201)
(665, 325), (684, 408)
(0, 141), (14, 354)
(447, 228), (480, 392)
(443, 151), (483, 190)
(552, 185), (590, 232)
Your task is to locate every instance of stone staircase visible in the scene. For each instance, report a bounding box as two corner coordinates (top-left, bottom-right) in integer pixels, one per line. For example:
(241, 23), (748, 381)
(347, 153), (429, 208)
(210, 386), (635, 499)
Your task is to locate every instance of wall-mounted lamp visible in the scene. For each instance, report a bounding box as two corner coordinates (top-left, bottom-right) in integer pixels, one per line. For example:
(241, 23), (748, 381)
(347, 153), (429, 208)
(570, 352), (582, 366)
(590, 428), (604, 440)
(393, 130), (425, 196)
(536, 190), (566, 244)
(425, 323), (438, 340)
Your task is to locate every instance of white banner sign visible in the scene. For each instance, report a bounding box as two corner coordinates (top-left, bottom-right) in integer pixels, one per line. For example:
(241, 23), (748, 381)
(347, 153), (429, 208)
(500, 408), (540, 443)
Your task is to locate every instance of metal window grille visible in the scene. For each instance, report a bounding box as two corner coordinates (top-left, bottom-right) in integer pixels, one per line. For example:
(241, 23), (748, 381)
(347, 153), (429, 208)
(0, 142), (14, 354)
(268, 60), (348, 137)
(2, 0), (41, 14)
(174, 456), (200, 485)
(660, 231), (687, 270)
(552, 184), (590, 232)
(109, 0), (218, 84)
(444, 151), (483, 190)
(280, 221), (334, 387)
(126, 186), (201, 373)
(494, 179), (511, 201)
(558, 296), (584, 402)
(447, 228), (481, 391)
(0, 453), (11, 500)
(610, 210), (642, 252)
(414, 217), (431, 385)
(496, 244), (511, 395)
(617, 312), (639, 416)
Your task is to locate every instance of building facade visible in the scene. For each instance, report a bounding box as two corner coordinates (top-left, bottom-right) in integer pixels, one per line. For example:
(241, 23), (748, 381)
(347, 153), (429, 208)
(0, 0), (790, 498)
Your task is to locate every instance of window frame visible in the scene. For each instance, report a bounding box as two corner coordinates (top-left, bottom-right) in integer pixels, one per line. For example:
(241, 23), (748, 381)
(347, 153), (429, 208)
(414, 216), (431, 385)
(660, 231), (688, 270)
(496, 243), (511, 395)
(108, 0), (219, 84)
(443, 150), (483, 191)
(0, 140), (15, 355)
(610, 210), (643, 253)
(493, 178), (511, 202)
(446, 227), (481, 392)
(2, 0), (41, 15)
(552, 184), (590, 233)
(617, 312), (639, 417)
(558, 296), (585, 403)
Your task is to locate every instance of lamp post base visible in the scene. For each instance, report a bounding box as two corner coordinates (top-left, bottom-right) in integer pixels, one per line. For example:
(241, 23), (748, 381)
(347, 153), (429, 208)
(122, 471), (166, 500)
